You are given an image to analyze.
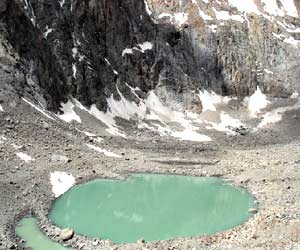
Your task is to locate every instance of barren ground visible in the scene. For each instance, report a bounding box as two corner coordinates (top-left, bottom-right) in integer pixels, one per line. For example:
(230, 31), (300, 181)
(1, 95), (300, 250)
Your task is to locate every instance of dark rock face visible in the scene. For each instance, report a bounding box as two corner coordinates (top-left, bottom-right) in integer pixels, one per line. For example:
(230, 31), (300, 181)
(0, 0), (224, 111)
(0, 0), (299, 111)
(149, 0), (300, 97)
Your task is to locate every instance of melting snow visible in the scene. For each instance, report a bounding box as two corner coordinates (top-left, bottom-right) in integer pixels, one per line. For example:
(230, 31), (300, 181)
(58, 100), (81, 123)
(16, 152), (34, 162)
(198, 90), (231, 112)
(22, 98), (55, 120)
(87, 144), (122, 158)
(50, 172), (75, 198)
(246, 87), (270, 117)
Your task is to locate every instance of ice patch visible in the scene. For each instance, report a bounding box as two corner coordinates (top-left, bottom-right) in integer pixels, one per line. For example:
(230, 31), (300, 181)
(22, 98), (55, 120)
(246, 87), (270, 117)
(16, 152), (34, 163)
(198, 90), (231, 112)
(86, 144), (122, 158)
(50, 172), (75, 198)
(58, 100), (81, 123)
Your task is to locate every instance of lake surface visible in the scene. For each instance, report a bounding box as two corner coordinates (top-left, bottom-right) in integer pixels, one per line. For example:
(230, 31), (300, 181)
(16, 217), (72, 250)
(50, 174), (256, 243)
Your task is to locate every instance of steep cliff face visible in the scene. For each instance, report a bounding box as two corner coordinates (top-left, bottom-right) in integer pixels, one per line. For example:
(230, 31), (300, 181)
(0, 0), (299, 112)
(147, 0), (300, 97)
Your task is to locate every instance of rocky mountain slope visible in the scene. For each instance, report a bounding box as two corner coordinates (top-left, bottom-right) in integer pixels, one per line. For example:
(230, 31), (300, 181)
(0, 0), (299, 114)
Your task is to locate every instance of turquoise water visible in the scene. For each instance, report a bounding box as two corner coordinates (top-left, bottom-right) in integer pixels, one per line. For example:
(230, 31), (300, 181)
(16, 217), (72, 250)
(50, 174), (256, 243)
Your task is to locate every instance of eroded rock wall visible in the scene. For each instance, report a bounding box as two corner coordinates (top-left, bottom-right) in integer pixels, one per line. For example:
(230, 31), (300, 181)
(0, 0), (299, 112)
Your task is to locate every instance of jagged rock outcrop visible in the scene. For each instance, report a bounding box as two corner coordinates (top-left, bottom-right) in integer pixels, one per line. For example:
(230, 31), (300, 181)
(148, 0), (300, 97)
(0, 0), (299, 112)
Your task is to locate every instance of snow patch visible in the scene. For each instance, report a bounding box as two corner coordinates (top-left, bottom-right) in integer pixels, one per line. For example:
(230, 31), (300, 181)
(174, 12), (188, 26)
(228, 0), (260, 14)
(50, 172), (75, 198)
(43, 26), (53, 38)
(291, 92), (299, 99)
(86, 144), (122, 158)
(172, 130), (212, 142)
(280, 0), (299, 17)
(213, 8), (244, 22)
(144, 0), (152, 15)
(0, 104), (3, 112)
(83, 131), (96, 137)
(58, 100), (81, 123)
(16, 152), (34, 163)
(264, 69), (274, 74)
(246, 87), (270, 117)
(198, 90), (231, 112)
(122, 42), (153, 56)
